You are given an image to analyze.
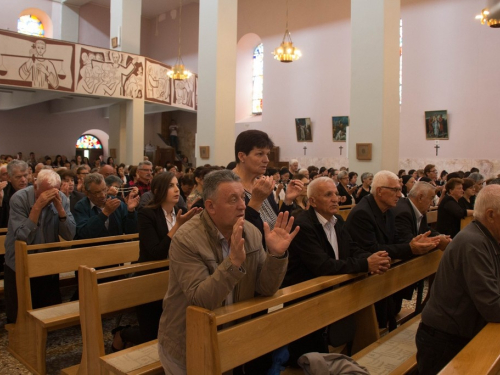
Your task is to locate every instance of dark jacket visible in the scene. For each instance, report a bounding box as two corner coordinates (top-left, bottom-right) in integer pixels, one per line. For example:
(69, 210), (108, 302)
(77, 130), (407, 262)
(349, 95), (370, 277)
(73, 197), (138, 239)
(392, 197), (439, 243)
(283, 207), (370, 287)
(0, 183), (19, 228)
(337, 183), (353, 206)
(138, 205), (174, 262)
(437, 194), (467, 238)
(69, 190), (86, 216)
(344, 194), (412, 259)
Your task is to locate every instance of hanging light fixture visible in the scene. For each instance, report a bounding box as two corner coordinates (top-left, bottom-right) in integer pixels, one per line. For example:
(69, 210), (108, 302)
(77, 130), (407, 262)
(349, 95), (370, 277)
(273, 0), (302, 63)
(168, 0), (192, 80)
(475, 8), (500, 27)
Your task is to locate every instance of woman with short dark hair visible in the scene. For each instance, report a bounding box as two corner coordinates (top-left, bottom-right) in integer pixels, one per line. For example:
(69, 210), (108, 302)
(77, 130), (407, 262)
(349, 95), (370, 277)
(232, 130), (303, 235)
(436, 178), (473, 238)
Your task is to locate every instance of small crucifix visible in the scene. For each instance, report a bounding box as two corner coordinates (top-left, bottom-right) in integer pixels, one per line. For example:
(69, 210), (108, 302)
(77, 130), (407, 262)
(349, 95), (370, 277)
(434, 141), (440, 156)
(303, 145), (307, 155)
(339, 146), (343, 156)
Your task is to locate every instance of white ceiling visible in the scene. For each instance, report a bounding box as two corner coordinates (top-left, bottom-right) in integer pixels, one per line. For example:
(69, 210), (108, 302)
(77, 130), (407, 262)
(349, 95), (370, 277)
(63, 0), (199, 19)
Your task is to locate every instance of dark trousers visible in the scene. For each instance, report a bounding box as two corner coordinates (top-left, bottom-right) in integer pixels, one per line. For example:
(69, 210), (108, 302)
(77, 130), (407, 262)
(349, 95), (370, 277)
(416, 322), (470, 375)
(120, 300), (163, 345)
(4, 265), (62, 323)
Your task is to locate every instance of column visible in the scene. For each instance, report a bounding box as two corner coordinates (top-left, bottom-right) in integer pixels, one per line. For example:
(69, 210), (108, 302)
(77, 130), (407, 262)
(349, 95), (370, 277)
(110, 0), (142, 54)
(349, 0), (400, 173)
(125, 100), (145, 165)
(108, 103), (127, 163)
(196, 0), (238, 165)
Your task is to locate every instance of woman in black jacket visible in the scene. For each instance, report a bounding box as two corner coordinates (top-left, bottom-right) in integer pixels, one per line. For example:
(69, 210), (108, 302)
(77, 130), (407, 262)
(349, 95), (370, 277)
(114, 172), (201, 350)
(436, 178), (473, 238)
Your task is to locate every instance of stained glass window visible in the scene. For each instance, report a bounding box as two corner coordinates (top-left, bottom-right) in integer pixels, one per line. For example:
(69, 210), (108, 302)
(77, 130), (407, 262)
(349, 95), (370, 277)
(252, 43), (264, 114)
(76, 135), (102, 149)
(399, 18), (402, 105)
(18, 15), (45, 37)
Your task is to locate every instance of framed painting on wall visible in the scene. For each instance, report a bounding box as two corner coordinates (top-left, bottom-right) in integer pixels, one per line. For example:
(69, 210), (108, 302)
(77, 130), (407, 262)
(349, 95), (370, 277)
(425, 110), (448, 140)
(332, 116), (349, 142)
(356, 143), (372, 160)
(295, 118), (313, 142)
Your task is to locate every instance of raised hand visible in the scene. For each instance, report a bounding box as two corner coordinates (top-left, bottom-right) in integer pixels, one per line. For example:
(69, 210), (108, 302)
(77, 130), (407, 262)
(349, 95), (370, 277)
(248, 176), (274, 211)
(102, 198), (121, 216)
(229, 217), (246, 267)
(410, 231), (441, 255)
(367, 251), (391, 275)
(284, 179), (304, 204)
(35, 188), (60, 209)
(264, 211), (300, 257)
(126, 190), (140, 212)
(175, 207), (203, 227)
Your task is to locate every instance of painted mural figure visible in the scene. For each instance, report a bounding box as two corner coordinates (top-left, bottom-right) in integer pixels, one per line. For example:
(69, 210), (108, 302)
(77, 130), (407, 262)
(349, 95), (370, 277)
(125, 63), (143, 98)
(19, 40), (59, 89)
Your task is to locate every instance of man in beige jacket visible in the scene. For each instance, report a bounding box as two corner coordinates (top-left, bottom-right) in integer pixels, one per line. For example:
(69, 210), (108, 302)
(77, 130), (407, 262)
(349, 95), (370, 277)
(158, 169), (299, 374)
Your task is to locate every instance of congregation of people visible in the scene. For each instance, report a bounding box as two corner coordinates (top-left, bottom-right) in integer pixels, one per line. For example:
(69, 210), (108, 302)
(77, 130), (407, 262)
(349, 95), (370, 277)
(2, 129), (500, 375)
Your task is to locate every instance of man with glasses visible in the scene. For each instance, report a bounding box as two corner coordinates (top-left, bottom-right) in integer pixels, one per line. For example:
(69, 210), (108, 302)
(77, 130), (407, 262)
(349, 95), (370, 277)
(129, 160), (153, 197)
(74, 173), (139, 239)
(345, 170), (440, 330)
(0, 160), (31, 228)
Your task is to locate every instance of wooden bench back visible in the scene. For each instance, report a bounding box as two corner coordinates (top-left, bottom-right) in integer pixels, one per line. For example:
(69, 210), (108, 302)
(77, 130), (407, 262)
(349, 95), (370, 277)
(439, 323), (500, 375)
(460, 216), (473, 230)
(0, 234), (5, 255)
(15, 238), (140, 314)
(338, 209), (351, 221)
(78, 263), (169, 374)
(186, 250), (443, 374)
(0, 227), (7, 234)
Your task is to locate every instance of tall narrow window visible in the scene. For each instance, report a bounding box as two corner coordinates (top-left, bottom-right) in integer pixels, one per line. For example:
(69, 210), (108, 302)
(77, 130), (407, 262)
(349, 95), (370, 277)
(399, 18), (403, 105)
(18, 15), (45, 37)
(252, 43), (264, 114)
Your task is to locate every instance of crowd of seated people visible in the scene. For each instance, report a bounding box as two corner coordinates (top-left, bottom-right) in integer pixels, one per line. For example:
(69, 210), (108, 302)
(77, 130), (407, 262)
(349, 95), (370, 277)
(2, 143), (500, 375)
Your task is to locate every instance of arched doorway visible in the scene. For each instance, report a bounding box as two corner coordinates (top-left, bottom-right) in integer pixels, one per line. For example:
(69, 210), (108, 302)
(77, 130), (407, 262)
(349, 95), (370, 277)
(75, 134), (103, 167)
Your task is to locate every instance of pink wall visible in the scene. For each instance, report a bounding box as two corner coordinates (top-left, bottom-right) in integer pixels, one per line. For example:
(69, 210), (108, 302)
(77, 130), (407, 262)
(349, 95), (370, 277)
(400, 0), (500, 160)
(141, 3), (199, 73)
(236, 0), (351, 161)
(78, 3), (110, 49)
(0, 102), (109, 162)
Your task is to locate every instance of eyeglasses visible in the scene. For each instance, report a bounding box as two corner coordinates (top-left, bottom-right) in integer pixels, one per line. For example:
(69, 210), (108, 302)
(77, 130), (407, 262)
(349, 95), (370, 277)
(380, 186), (402, 193)
(430, 170), (438, 173)
(88, 187), (108, 197)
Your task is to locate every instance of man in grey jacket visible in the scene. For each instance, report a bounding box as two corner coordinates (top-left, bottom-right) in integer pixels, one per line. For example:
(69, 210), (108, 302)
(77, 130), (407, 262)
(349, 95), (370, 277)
(158, 170), (299, 375)
(416, 184), (500, 374)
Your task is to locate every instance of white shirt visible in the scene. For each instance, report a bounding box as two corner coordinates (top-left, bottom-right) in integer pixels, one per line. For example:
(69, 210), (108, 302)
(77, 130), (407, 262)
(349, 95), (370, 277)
(162, 207), (176, 231)
(408, 198), (424, 233)
(315, 210), (339, 260)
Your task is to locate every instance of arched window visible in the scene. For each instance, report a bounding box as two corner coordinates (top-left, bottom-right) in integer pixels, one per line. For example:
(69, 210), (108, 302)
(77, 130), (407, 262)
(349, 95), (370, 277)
(252, 43), (264, 114)
(76, 134), (103, 149)
(17, 15), (45, 37)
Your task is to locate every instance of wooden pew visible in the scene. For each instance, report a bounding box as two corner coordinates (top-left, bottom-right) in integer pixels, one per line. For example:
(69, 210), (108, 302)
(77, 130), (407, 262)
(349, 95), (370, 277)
(338, 204), (354, 221)
(61, 261), (169, 375)
(439, 322), (500, 375)
(460, 216), (473, 230)
(0, 227), (7, 234)
(426, 209), (438, 225)
(185, 250), (443, 375)
(6, 235), (140, 375)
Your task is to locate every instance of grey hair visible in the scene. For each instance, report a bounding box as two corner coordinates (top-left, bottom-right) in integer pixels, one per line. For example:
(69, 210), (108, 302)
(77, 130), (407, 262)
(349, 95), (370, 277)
(84, 173), (104, 192)
(371, 170), (399, 193)
(360, 172), (373, 183)
(474, 184), (500, 222)
(468, 172), (484, 183)
(307, 176), (334, 198)
(202, 170), (241, 202)
(105, 175), (123, 187)
(408, 181), (435, 198)
(337, 170), (349, 180)
(138, 160), (153, 170)
(7, 160), (28, 177)
(36, 169), (61, 188)
(290, 159), (298, 165)
(298, 168), (308, 175)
